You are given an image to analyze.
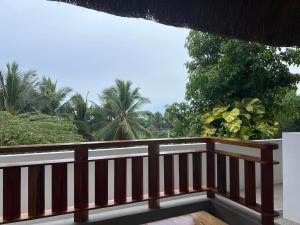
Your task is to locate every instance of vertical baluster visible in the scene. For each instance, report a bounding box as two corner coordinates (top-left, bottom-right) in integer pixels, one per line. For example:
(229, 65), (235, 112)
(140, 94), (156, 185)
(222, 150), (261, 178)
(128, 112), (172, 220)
(192, 152), (202, 191)
(179, 153), (188, 193)
(244, 160), (256, 206)
(74, 147), (89, 222)
(206, 139), (215, 198)
(164, 154), (174, 195)
(148, 143), (160, 209)
(132, 157), (143, 201)
(261, 146), (275, 225)
(114, 158), (127, 204)
(217, 154), (227, 194)
(3, 167), (21, 221)
(229, 157), (240, 199)
(52, 164), (68, 213)
(95, 159), (108, 206)
(28, 165), (45, 217)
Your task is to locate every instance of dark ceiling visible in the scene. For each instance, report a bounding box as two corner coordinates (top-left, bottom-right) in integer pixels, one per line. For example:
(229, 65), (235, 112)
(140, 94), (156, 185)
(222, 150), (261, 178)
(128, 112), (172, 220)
(51, 0), (300, 47)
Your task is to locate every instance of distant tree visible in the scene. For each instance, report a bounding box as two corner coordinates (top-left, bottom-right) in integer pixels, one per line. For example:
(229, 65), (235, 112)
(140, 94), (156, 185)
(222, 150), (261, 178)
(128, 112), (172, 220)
(277, 91), (300, 134)
(185, 31), (300, 117)
(96, 80), (151, 140)
(143, 111), (172, 138)
(61, 93), (94, 141)
(37, 77), (72, 115)
(0, 111), (83, 146)
(165, 102), (193, 137)
(0, 62), (39, 114)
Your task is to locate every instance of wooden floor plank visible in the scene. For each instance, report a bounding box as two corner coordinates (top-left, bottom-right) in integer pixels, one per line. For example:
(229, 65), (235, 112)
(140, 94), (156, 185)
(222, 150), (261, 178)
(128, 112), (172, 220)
(144, 211), (228, 225)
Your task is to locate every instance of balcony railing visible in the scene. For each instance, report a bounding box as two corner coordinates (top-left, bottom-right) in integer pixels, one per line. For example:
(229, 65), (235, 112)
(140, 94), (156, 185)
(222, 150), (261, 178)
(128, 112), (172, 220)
(0, 137), (278, 225)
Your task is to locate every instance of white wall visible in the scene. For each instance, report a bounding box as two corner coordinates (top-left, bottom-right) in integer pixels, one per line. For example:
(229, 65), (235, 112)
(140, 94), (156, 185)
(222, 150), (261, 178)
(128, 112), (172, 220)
(283, 133), (300, 223)
(0, 139), (282, 222)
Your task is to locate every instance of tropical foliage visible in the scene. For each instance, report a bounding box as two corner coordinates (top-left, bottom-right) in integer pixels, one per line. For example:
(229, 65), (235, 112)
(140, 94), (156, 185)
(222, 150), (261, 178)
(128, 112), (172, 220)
(166, 31), (300, 138)
(200, 98), (279, 140)
(2, 31), (300, 146)
(143, 112), (172, 138)
(63, 93), (94, 140)
(96, 80), (151, 140)
(0, 62), (154, 145)
(37, 77), (71, 115)
(277, 91), (300, 134)
(165, 102), (193, 137)
(185, 31), (300, 115)
(0, 62), (39, 114)
(0, 111), (83, 146)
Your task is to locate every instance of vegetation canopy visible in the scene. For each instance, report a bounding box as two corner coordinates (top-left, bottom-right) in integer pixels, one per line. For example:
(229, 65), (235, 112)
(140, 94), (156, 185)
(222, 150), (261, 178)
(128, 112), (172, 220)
(201, 98), (279, 140)
(97, 79), (151, 140)
(0, 111), (83, 146)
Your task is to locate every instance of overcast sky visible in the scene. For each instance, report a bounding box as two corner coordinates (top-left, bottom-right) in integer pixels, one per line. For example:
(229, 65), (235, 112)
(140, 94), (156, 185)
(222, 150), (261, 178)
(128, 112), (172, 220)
(0, 0), (189, 112)
(0, 0), (299, 112)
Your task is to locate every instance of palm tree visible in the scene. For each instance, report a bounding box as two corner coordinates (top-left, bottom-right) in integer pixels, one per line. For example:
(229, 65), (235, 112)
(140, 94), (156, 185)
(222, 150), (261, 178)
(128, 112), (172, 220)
(0, 62), (38, 114)
(97, 79), (151, 140)
(63, 93), (94, 140)
(37, 77), (72, 115)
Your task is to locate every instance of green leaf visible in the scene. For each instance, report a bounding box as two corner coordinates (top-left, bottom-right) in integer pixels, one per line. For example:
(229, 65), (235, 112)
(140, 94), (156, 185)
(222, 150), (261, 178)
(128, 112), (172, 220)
(201, 125), (217, 136)
(226, 119), (242, 133)
(222, 108), (240, 122)
(240, 112), (251, 120)
(243, 98), (259, 112)
(201, 112), (215, 124)
(213, 106), (229, 117)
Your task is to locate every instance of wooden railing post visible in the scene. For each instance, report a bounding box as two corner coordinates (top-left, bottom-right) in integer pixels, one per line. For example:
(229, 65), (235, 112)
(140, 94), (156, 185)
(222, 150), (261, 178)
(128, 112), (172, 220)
(261, 146), (275, 225)
(217, 154), (227, 194)
(148, 143), (160, 209)
(28, 165), (45, 217)
(132, 157), (144, 201)
(179, 153), (189, 193)
(74, 147), (89, 223)
(95, 159), (108, 206)
(229, 157), (240, 199)
(3, 167), (21, 221)
(192, 152), (202, 191)
(114, 158), (127, 204)
(52, 164), (68, 213)
(164, 155), (174, 195)
(244, 160), (256, 206)
(206, 138), (215, 198)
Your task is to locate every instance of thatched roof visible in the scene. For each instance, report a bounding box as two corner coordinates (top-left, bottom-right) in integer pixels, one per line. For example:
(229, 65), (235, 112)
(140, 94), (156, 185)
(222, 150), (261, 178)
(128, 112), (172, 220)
(51, 0), (300, 47)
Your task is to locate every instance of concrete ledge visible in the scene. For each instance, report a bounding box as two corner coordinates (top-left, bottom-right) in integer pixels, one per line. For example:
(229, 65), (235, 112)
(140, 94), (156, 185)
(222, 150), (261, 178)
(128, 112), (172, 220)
(27, 195), (280, 225)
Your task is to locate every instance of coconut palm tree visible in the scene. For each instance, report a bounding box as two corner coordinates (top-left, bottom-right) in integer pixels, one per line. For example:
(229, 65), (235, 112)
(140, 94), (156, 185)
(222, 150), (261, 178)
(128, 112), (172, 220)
(0, 62), (38, 114)
(37, 77), (72, 115)
(62, 93), (94, 140)
(97, 79), (151, 140)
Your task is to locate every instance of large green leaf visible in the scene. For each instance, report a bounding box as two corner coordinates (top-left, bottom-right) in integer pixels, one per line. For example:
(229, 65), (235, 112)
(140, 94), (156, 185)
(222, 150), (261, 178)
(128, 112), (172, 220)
(222, 108), (240, 122)
(201, 125), (217, 136)
(212, 106), (229, 117)
(201, 112), (215, 124)
(243, 98), (266, 114)
(226, 119), (242, 133)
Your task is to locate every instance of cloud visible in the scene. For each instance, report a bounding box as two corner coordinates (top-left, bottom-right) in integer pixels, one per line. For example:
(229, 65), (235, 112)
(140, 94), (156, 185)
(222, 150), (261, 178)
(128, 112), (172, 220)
(0, 0), (190, 112)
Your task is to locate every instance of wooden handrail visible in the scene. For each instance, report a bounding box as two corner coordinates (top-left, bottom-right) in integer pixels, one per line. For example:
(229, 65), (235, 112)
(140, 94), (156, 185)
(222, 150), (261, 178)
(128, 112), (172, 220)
(214, 150), (279, 165)
(0, 137), (207, 153)
(210, 137), (278, 149)
(0, 137), (278, 153)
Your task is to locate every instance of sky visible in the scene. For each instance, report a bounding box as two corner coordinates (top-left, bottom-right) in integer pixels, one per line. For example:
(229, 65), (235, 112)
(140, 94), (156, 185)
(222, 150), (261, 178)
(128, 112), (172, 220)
(0, 0), (189, 112)
(0, 0), (299, 112)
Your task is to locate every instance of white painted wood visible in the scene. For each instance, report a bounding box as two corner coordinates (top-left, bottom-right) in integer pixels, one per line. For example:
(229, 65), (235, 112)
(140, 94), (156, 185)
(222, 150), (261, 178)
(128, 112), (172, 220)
(283, 133), (300, 223)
